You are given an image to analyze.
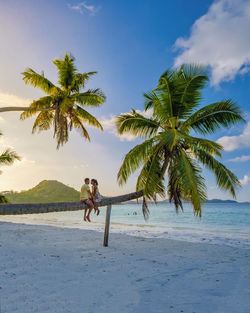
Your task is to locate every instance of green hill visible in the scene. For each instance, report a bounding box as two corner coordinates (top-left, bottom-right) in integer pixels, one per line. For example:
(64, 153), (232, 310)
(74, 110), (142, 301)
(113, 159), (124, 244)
(3, 180), (80, 203)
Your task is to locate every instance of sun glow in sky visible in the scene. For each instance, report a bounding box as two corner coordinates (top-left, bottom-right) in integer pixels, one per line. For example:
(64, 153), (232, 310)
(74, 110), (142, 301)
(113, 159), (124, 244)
(0, 0), (250, 200)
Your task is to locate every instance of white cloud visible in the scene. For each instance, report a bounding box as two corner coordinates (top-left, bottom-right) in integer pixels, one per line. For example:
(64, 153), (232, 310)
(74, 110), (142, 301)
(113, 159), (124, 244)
(217, 121), (250, 151)
(0, 91), (31, 108)
(229, 155), (250, 162)
(0, 135), (15, 150)
(101, 115), (136, 141)
(12, 157), (35, 168)
(174, 0), (250, 85)
(68, 2), (100, 16)
(239, 175), (250, 185)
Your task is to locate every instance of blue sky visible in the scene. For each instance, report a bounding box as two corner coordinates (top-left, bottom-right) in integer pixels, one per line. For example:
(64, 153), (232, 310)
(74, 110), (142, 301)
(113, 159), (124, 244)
(0, 0), (250, 201)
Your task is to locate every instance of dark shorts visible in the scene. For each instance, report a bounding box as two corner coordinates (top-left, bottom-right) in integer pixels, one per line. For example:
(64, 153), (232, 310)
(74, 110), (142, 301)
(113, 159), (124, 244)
(81, 199), (93, 207)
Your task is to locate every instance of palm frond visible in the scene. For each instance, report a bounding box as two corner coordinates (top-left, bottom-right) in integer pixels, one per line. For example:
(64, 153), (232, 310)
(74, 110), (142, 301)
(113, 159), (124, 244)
(182, 100), (245, 135)
(70, 114), (90, 141)
(54, 114), (69, 149)
(20, 96), (54, 120)
(142, 196), (150, 220)
(32, 111), (54, 133)
(75, 89), (106, 107)
(116, 110), (160, 138)
(0, 149), (21, 165)
(193, 148), (240, 198)
(71, 72), (97, 92)
(167, 164), (184, 212)
(74, 106), (103, 130)
(154, 79), (175, 119)
(178, 64), (208, 117)
(144, 91), (155, 111)
(178, 131), (223, 157)
(144, 90), (176, 127)
(156, 68), (187, 119)
(53, 52), (76, 90)
(156, 129), (178, 151)
(22, 68), (57, 95)
(177, 149), (207, 216)
(59, 96), (74, 114)
(136, 143), (166, 201)
(117, 138), (155, 185)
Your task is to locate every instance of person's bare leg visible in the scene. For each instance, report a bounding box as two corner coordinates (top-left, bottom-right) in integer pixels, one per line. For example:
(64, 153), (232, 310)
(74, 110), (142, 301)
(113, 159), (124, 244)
(86, 201), (94, 222)
(93, 202), (99, 215)
(96, 204), (100, 216)
(83, 208), (87, 221)
(86, 210), (92, 222)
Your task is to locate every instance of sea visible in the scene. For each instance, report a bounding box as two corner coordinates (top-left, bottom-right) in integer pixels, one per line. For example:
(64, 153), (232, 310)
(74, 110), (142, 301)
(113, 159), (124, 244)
(1, 202), (250, 248)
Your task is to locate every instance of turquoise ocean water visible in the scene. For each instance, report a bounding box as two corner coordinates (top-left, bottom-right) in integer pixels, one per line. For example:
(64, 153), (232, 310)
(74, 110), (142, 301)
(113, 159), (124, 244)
(2, 202), (249, 248)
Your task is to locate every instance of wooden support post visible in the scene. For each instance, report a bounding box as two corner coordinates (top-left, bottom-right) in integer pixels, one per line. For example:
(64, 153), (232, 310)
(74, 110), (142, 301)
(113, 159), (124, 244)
(103, 204), (112, 247)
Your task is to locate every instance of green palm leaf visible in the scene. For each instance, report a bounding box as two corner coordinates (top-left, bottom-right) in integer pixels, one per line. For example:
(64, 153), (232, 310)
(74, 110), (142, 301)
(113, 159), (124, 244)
(53, 52), (77, 90)
(20, 96), (54, 120)
(182, 100), (244, 134)
(179, 131), (223, 157)
(178, 64), (208, 117)
(193, 148), (240, 198)
(136, 143), (165, 199)
(71, 72), (97, 92)
(54, 114), (69, 149)
(136, 146), (165, 219)
(116, 110), (160, 138)
(75, 89), (106, 107)
(32, 111), (54, 133)
(70, 114), (90, 141)
(156, 129), (178, 151)
(178, 149), (207, 216)
(75, 106), (103, 130)
(117, 138), (155, 185)
(22, 69), (57, 95)
(0, 149), (21, 165)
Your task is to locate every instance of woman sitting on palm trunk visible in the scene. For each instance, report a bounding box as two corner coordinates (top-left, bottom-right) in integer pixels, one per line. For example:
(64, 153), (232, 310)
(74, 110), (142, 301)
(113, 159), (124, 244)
(91, 179), (101, 216)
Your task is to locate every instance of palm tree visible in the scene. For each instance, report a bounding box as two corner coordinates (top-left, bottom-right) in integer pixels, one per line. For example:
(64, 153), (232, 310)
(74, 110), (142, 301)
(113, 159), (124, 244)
(0, 53), (106, 148)
(116, 65), (244, 218)
(0, 131), (20, 203)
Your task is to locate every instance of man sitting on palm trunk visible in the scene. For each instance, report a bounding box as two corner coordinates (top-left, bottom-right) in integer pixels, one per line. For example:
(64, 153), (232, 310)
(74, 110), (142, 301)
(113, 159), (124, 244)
(80, 178), (94, 222)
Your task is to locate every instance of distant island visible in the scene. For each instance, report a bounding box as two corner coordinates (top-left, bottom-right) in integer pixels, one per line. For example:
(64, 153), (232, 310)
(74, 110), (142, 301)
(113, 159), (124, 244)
(124, 199), (250, 205)
(1, 180), (249, 204)
(2, 180), (80, 203)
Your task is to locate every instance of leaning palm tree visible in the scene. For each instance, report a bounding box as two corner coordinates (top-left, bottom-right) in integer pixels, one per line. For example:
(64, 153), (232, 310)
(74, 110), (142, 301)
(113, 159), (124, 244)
(116, 65), (244, 218)
(0, 131), (20, 203)
(0, 52), (106, 148)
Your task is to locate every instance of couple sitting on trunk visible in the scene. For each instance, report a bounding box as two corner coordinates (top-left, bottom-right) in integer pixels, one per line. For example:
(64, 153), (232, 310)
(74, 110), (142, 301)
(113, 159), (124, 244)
(80, 178), (101, 222)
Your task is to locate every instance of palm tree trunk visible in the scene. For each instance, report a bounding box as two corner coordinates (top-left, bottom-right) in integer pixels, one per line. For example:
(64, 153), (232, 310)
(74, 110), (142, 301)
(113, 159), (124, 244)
(0, 107), (53, 113)
(0, 190), (143, 215)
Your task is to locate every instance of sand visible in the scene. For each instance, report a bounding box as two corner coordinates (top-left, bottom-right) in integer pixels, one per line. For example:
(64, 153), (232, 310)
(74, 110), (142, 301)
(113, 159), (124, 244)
(0, 221), (249, 313)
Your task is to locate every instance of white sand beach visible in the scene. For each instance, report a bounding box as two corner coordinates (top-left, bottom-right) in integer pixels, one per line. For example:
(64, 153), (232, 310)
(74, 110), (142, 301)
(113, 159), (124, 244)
(0, 221), (250, 313)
